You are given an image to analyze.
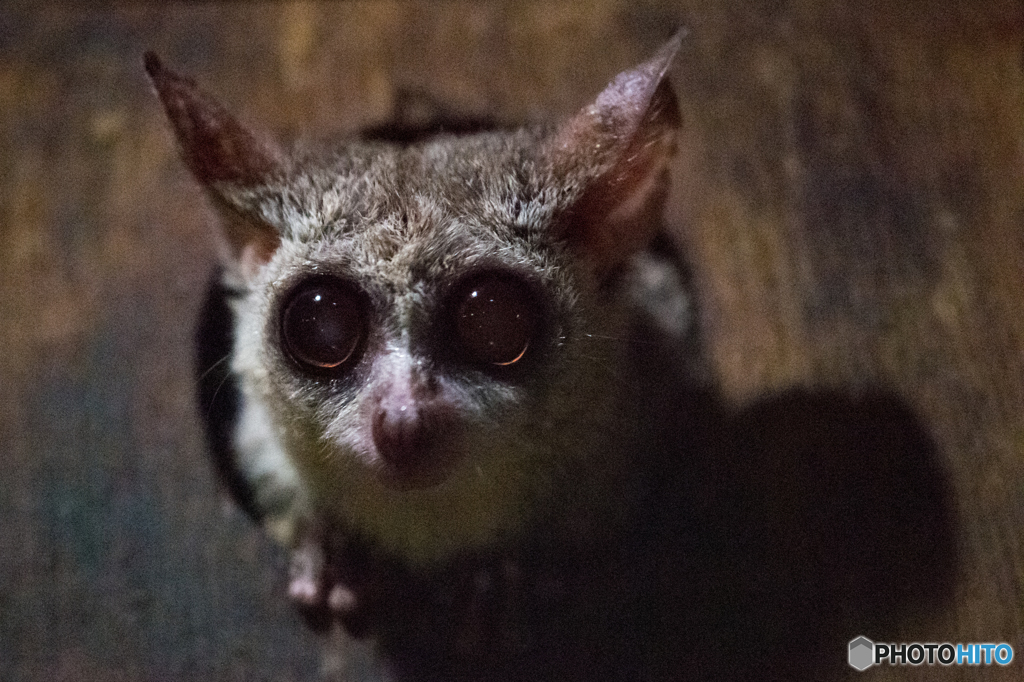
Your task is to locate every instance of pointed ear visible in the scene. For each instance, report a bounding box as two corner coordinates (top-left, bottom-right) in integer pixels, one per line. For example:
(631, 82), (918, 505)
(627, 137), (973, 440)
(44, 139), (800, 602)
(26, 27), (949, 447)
(145, 52), (285, 279)
(546, 32), (683, 275)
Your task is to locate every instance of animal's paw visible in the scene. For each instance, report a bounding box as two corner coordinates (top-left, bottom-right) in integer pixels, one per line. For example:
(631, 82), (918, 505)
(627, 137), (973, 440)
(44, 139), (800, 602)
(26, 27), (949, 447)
(288, 536), (367, 636)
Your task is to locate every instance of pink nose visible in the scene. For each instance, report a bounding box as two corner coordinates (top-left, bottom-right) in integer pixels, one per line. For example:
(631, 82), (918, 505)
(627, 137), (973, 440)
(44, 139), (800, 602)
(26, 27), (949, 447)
(371, 391), (460, 488)
(372, 400), (429, 470)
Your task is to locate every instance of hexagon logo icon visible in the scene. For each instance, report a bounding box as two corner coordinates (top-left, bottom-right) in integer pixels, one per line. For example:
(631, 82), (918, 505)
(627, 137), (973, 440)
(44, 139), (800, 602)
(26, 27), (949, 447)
(849, 636), (875, 671)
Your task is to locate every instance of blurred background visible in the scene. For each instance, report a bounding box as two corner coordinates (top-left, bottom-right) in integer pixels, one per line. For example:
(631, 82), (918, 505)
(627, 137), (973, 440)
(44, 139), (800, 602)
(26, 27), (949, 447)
(1, 1), (1023, 680)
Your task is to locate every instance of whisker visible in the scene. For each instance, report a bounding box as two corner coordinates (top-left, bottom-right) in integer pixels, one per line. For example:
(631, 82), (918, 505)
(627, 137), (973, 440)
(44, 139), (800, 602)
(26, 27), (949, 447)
(581, 332), (665, 347)
(198, 353), (232, 383)
(204, 369), (235, 421)
(316, 438), (334, 467)
(575, 353), (617, 363)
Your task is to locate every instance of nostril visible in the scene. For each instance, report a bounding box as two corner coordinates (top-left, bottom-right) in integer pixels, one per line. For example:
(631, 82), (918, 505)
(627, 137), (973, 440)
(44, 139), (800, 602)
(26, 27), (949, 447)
(367, 374), (463, 488)
(373, 401), (429, 469)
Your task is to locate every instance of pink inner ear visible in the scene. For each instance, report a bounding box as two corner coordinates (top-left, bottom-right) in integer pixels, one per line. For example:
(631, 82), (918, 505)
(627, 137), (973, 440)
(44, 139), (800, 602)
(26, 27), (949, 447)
(145, 51), (284, 187)
(563, 129), (675, 273)
(237, 236), (281, 279)
(547, 36), (683, 273)
(147, 52), (284, 275)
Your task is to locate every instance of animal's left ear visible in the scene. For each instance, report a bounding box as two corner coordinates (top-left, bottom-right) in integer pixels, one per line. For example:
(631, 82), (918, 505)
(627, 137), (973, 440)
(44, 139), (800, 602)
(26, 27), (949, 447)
(546, 32), (683, 275)
(145, 51), (287, 282)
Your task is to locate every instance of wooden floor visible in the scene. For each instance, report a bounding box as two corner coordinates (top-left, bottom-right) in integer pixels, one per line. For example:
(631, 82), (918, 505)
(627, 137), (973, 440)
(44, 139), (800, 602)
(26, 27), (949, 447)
(1, 1), (1022, 680)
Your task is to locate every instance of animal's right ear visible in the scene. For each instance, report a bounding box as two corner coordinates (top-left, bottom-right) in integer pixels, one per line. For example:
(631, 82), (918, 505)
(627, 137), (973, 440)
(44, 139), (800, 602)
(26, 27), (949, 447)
(542, 33), (683, 278)
(146, 52), (285, 280)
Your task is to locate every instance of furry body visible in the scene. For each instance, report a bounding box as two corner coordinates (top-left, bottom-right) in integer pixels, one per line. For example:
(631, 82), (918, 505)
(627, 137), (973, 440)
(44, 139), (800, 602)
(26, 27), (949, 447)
(150, 36), (707, 678)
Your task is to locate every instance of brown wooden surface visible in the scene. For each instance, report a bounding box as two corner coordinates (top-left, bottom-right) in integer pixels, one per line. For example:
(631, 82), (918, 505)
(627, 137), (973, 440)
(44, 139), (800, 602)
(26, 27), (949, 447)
(1, 1), (1022, 680)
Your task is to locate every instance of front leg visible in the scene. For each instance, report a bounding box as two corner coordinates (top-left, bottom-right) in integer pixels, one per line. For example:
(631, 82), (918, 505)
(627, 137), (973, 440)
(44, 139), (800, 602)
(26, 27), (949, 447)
(229, 396), (372, 634)
(286, 525), (372, 636)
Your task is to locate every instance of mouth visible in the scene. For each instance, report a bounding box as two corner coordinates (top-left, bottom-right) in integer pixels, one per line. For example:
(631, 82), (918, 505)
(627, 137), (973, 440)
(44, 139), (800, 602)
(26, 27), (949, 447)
(369, 398), (466, 491)
(377, 463), (453, 490)
(374, 442), (464, 491)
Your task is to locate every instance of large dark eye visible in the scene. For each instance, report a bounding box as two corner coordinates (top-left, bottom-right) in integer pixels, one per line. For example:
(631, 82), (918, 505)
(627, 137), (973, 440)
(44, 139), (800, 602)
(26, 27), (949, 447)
(281, 279), (366, 373)
(456, 275), (538, 367)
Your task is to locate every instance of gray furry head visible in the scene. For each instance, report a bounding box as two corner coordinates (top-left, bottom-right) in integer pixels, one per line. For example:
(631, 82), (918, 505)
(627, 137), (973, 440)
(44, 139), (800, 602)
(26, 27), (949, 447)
(147, 34), (684, 562)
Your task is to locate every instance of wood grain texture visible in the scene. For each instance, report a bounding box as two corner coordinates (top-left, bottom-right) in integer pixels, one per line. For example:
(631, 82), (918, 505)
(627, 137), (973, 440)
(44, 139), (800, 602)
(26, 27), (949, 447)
(1, 1), (1022, 680)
